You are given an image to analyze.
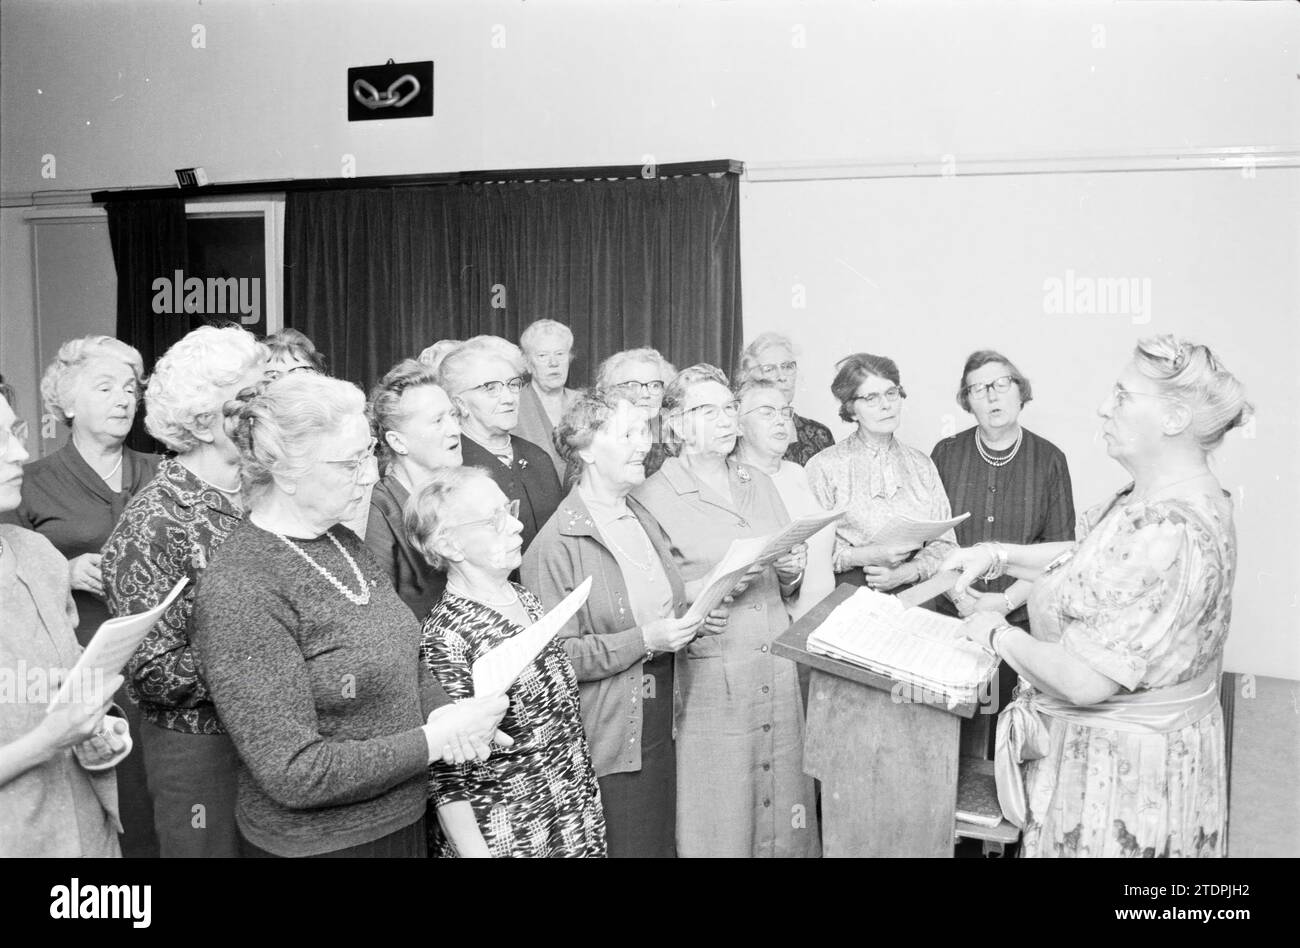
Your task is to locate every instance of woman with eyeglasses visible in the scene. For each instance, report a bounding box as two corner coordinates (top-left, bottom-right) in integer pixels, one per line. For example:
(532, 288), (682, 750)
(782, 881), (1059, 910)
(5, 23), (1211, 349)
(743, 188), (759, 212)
(733, 378), (836, 623)
(633, 364), (820, 858)
(595, 347), (677, 478)
(365, 359), (462, 620)
(191, 374), (509, 858)
(0, 336), (159, 855)
(409, 465), (606, 857)
(437, 337), (561, 557)
(930, 351), (1075, 748)
(740, 332), (834, 467)
(101, 325), (267, 858)
(1, 378), (133, 857)
(942, 336), (1249, 858)
(805, 353), (957, 594)
(263, 328), (326, 381)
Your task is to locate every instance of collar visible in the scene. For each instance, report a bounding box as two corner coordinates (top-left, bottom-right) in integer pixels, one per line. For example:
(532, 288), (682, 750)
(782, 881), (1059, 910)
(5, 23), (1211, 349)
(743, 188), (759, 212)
(854, 431), (898, 457)
(159, 457), (243, 517)
(576, 483), (636, 530)
(58, 440), (119, 505)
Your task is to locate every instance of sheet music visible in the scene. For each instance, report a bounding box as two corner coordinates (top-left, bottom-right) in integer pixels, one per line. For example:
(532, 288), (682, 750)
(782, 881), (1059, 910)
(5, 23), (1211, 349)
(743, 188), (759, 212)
(869, 511), (970, 548)
(51, 577), (189, 708)
(684, 508), (847, 622)
(806, 587), (996, 707)
(471, 577), (592, 695)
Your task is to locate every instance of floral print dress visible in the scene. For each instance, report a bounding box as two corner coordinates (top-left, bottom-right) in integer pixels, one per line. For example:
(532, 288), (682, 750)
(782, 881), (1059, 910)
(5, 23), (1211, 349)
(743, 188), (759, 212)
(1020, 487), (1236, 858)
(421, 584), (607, 858)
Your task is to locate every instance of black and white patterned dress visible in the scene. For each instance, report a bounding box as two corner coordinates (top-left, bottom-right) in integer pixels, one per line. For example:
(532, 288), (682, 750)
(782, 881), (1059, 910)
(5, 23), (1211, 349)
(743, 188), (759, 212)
(421, 584), (607, 858)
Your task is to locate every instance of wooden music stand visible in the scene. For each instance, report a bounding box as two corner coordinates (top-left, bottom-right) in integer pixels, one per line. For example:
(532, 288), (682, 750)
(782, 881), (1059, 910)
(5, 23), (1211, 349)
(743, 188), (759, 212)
(774, 583), (1000, 857)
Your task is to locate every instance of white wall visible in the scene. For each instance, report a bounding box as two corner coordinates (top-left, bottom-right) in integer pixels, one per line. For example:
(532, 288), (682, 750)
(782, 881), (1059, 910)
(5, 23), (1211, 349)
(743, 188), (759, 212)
(1, 0), (1297, 674)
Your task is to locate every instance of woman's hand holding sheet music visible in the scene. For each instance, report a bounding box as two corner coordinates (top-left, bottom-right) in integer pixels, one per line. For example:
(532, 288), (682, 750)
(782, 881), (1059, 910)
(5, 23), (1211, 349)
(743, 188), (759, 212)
(424, 693), (514, 765)
(700, 606), (729, 636)
(39, 672), (123, 757)
(773, 542), (807, 586)
(863, 561), (919, 592)
(848, 543), (917, 570)
(643, 615), (705, 652)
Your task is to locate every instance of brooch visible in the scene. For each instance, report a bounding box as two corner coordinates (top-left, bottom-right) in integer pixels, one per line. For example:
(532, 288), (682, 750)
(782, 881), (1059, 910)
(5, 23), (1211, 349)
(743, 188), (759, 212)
(735, 466), (751, 484)
(519, 458), (528, 469)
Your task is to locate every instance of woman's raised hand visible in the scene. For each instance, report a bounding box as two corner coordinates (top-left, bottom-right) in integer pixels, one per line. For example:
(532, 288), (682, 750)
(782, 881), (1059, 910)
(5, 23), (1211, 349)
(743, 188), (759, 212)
(938, 545), (997, 598)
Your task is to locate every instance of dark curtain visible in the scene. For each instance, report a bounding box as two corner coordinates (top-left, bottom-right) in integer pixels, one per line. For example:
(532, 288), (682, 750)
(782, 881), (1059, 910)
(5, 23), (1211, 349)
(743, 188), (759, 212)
(106, 198), (192, 452)
(284, 174), (742, 391)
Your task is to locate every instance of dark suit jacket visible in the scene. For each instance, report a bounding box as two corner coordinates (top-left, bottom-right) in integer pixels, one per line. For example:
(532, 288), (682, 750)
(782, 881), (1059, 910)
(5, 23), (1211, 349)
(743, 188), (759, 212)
(364, 475), (447, 622)
(459, 435), (563, 556)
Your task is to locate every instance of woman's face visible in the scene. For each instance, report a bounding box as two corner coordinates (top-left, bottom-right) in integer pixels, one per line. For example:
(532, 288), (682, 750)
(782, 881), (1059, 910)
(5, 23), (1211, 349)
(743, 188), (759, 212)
(738, 386), (793, 459)
(672, 379), (739, 458)
(0, 398), (31, 513)
(455, 356), (520, 437)
(850, 373), (903, 437)
(1097, 361), (1179, 465)
(523, 333), (572, 394)
(388, 384), (461, 473)
(440, 479), (523, 576)
(750, 345), (797, 405)
(606, 359), (666, 415)
(582, 403), (651, 494)
(68, 357), (139, 445)
(964, 361), (1023, 434)
(265, 353), (315, 381)
(292, 412), (379, 527)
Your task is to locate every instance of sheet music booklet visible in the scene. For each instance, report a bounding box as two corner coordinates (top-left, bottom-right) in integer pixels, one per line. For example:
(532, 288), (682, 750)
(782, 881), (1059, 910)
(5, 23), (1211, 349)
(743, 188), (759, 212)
(471, 577), (593, 695)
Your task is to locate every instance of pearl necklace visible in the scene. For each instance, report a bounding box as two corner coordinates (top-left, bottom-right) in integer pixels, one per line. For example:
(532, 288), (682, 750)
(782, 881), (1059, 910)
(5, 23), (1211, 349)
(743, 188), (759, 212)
(275, 531), (371, 605)
(602, 520), (656, 573)
(101, 454), (123, 484)
(976, 427), (1023, 468)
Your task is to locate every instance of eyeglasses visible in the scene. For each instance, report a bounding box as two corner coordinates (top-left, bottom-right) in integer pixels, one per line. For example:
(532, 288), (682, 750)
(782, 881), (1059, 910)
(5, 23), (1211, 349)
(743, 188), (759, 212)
(0, 419), (30, 453)
(966, 376), (1017, 401)
(322, 437), (378, 483)
(756, 361), (797, 379)
(1110, 384), (1183, 409)
(444, 498), (521, 534)
(853, 387), (903, 410)
(678, 400), (741, 422)
(464, 377), (524, 398)
(743, 405), (795, 423)
(265, 365), (315, 382)
(612, 380), (665, 397)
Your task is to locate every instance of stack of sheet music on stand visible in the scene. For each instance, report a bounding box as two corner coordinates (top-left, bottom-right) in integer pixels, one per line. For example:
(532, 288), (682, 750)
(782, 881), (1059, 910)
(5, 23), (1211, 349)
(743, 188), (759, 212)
(806, 586), (997, 709)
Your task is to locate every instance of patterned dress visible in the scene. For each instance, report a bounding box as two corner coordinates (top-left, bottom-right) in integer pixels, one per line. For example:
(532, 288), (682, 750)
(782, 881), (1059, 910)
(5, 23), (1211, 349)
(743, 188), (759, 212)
(783, 412), (835, 467)
(1018, 487), (1236, 858)
(421, 584), (607, 858)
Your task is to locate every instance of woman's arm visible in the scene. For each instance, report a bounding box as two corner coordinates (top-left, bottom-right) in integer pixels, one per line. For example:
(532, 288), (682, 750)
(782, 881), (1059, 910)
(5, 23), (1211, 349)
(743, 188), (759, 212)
(436, 801), (492, 858)
(998, 626), (1121, 705)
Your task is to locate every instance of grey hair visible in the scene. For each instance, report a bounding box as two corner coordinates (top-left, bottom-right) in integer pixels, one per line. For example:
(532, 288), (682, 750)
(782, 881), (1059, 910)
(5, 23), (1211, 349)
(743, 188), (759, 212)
(145, 325), (266, 452)
(661, 363), (730, 452)
(594, 347), (676, 389)
(40, 335), (145, 427)
(417, 339), (460, 375)
(437, 336), (525, 397)
(1133, 334), (1253, 452)
(403, 465), (496, 571)
(225, 373), (366, 505)
(739, 332), (797, 380)
(519, 319), (574, 354)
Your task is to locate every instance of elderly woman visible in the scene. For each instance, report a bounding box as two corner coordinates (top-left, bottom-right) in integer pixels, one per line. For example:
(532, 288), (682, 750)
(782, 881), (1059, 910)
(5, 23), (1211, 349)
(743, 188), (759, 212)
(633, 364), (819, 858)
(437, 337), (561, 556)
(263, 327), (326, 380)
(365, 359), (463, 620)
(190, 374), (508, 858)
(734, 378), (836, 622)
(740, 332), (834, 467)
(0, 336), (158, 855)
(595, 346), (677, 478)
(101, 324), (267, 858)
(516, 319), (580, 482)
(805, 353), (957, 593)
(943, 335), (1249, 858)
(931, 351), (1075, 744)
(524, 391), (724, 857)
(0, 381), (132, 857)
(409, 466), (606, 857)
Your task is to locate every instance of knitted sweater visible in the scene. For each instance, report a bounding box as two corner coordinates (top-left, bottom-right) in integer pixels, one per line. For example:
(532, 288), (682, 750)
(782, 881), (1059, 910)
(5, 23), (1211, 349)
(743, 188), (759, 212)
(192, 520), (449, 857)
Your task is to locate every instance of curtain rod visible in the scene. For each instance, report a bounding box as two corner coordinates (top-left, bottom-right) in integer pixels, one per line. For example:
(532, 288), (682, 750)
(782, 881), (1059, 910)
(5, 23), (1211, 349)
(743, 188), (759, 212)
(90, 159), (744, 204)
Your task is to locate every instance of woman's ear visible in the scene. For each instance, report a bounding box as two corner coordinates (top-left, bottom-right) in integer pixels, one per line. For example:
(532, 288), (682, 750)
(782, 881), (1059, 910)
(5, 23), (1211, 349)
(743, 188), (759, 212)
(270, 470), (298, 496)
(190, 412), (218, 446)
(385, 429), (408, 457)
(1163, 402), (1193, 438)
(432, 531), (463, 565)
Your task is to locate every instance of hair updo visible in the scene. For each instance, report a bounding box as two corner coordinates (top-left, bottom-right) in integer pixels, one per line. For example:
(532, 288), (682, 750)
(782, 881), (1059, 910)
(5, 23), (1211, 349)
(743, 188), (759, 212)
(553, 388), (641, 488)
(1133, 334), (1253, 452)
(368, 359), (446, 471)
(224, 373), (366, 503)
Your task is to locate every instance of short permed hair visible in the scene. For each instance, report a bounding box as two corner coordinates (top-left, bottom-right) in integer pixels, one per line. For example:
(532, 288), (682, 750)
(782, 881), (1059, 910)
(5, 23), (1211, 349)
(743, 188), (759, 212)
(831, 353), (906, 423)
(956, 350), (1033, 413)
(145, 325), (266, 452)
(519, 319), (573, 354)
(40, 335), (145, 427)
(265, 327), (326, 373)
(403, 465), (496, 571)
(369, 359), (447, 470)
